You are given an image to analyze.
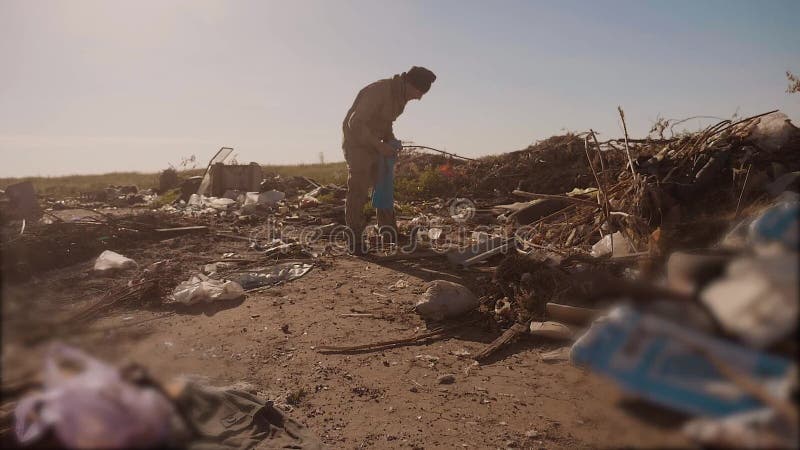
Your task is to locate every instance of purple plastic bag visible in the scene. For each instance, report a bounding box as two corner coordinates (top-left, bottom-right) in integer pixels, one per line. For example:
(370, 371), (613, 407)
(15, 343), (176, 449)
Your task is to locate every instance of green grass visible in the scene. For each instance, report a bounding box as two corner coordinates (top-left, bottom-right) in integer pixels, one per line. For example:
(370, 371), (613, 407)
(0, 162), (349, 199)
(395, 166), (454, 201)
(0, 172), (161, 198)
(149, 188), (182, 207)
(262, 162), (348, 185)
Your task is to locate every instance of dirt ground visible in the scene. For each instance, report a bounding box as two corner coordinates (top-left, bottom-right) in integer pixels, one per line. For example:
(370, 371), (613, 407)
(1, 215), (694, 450)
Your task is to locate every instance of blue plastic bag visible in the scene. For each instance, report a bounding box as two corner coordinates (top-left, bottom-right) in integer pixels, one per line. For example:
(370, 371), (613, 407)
(570, 305), (793, 418)
(749, 195), (799, 249)
(372, 140), (400, 210)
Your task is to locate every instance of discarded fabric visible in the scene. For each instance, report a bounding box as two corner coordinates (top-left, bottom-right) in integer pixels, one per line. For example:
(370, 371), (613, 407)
(173, 380), (322, 449)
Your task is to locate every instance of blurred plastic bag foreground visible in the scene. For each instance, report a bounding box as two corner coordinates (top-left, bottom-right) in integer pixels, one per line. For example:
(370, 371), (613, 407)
(570, 305), (795, 418)
(14, 343), (177, 449)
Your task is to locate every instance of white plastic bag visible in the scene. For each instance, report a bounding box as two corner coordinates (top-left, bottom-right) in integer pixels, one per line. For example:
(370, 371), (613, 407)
(245, 190), (285, 206)
(701, 252), (798, 348)
(747, 111), (799, 153)
(187, 193), (202, 206)
(300, 196), (320, 208)
(170, 274), (244, 305)
(93, 250), (137, 272)
(207, 197), (236, 210)
(15, 343), (176, 449)
(428, 227), (443, 240)
(415, 280), (479, 321)
(590, 231), (634, 257)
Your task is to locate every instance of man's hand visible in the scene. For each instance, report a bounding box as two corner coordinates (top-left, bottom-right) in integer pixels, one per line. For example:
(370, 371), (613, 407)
(377, 139), (401, 157)
(377, 142), (397, 157)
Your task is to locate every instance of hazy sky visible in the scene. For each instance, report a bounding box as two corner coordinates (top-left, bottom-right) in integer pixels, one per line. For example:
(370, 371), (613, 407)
(2, 0), (798, 177)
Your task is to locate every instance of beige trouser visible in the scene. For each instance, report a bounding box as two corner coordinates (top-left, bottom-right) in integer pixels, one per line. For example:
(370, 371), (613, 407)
(343, 145), (397, 241)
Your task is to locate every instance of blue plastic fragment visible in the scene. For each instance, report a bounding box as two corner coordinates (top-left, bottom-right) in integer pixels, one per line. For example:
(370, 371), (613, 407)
(570, 305), (793, 418)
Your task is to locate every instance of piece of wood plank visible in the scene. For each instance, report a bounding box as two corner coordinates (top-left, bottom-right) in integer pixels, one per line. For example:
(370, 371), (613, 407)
(373, 250), (442, 262)
(317, 318), (479, 353)
(215, 232), (253, 242)
(529, 321), (574, 340)
(545, 303), (600, 325)
(540, 346), (571, 362)
(512, 189), (599, 207)
(461, 242), (512, 267)
(155, 226), (208, 232)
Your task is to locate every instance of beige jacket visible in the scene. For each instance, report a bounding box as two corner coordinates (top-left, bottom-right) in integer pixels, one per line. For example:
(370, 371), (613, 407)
(342, 74), (407, 152)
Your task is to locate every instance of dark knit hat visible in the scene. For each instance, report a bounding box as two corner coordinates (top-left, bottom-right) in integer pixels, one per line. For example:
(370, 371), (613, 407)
(405, 66), (436, 93)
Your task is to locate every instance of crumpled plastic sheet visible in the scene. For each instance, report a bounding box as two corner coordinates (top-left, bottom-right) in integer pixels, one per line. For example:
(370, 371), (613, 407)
(590, 231), (634, 258)
(93, 250), (137, 272)
(186, 194), (237, 210)
(170, 273), (244, 305)
(229, 263), (313, 291)
(244, 190), (285, 206)
(15, 343), (177, 449)
(748, 193), (798, 250)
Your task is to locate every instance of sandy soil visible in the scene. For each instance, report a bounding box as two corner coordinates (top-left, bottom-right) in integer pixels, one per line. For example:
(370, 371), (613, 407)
(2, 228), (691, 449)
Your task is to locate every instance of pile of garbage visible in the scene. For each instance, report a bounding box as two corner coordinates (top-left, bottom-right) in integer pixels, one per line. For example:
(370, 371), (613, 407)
(407, 185), (799, 448)
(80, 185), (157, 207)
(563, 194), (799, 448)
(1, 210), (188, 282)
(11, 343), (322, 449)
(394, 111), (800, 448)
(159, 182), (345, 221)
(397, 111), (799, 254)
(1, 109), (797, 449)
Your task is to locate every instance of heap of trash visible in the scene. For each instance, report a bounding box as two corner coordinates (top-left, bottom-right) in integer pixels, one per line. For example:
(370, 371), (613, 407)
(2, 109), (798, 449)
(401, 110), (800, 448)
